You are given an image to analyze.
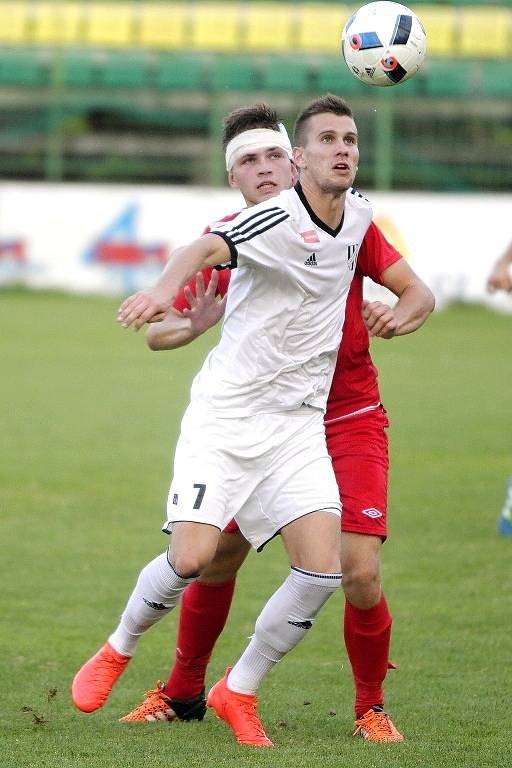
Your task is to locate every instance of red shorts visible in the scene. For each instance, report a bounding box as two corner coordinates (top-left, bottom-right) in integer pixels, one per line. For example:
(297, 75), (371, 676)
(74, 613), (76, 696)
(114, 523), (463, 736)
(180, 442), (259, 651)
(222, 406), (389, 540)
(326, 406), (389, 539)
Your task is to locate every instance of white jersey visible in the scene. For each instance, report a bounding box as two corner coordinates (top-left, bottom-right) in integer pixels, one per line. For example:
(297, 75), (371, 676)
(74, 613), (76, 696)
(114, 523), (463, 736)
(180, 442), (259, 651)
(190, 183), (372, 416)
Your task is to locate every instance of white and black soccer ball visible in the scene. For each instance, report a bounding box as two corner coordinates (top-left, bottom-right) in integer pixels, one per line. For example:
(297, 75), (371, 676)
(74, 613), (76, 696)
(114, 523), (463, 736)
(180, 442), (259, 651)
(341, 1), (427, 87)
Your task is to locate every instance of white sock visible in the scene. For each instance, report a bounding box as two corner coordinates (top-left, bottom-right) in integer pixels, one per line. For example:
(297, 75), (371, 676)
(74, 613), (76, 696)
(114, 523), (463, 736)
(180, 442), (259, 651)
(109, 552), (194, 656)
(228, 567), (342, 694)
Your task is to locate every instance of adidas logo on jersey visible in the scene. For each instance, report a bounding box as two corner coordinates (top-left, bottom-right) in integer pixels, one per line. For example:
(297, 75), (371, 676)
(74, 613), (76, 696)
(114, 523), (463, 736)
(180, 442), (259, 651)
(304, 253), (318, 267)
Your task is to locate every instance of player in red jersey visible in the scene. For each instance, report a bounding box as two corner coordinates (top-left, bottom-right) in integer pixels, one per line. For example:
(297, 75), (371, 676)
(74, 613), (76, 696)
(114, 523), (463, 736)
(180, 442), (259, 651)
(73, 103), (434, 743)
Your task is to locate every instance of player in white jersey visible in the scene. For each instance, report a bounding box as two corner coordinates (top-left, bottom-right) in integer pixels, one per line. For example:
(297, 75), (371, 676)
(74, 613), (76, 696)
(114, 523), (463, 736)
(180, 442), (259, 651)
(188, 183), (371, 419)
(76, 95), (371, 747)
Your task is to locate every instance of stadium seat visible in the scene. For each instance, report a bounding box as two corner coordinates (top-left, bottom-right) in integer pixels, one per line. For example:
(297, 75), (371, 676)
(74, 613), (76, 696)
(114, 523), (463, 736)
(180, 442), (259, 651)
(459, 9), (511, 58)
(0, 50), (47, 87)
(297, 4), (348, 54)
(478, 61), (512, 97)
(60, 51), (98, 88)
(84, 2), (135, 47)
(315, 58), (364, 95)
(418, 7), (457, 57)
(423, 60), (475, 96)
(0, 1), (30, 44)
(190, 3), (241, 51)
(244, 4), (293, 52)
(155, 54), (207, 91)
(260, 57), (312, 93)
(210, 56), (262, 91)
(138, 3), (189, 50)
(98, 54), (149, 89)
(31, 1), (83, 45)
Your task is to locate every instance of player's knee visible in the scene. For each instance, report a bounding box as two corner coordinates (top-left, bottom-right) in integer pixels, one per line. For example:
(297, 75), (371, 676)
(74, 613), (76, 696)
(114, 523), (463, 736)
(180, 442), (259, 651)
(170, 552), (209, 580)
(342, 563), (381, 604)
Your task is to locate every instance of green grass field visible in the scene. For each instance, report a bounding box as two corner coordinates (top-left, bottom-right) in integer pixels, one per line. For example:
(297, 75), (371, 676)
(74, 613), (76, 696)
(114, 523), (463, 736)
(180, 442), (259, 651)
(1, 290), (511, 768)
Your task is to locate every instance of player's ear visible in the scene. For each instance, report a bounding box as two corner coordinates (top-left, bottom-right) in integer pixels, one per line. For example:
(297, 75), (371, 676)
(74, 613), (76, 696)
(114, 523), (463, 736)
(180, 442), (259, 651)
(228, 170), (239, 190)
(293, 146), (306, 170)
(290, 160), (299, 186)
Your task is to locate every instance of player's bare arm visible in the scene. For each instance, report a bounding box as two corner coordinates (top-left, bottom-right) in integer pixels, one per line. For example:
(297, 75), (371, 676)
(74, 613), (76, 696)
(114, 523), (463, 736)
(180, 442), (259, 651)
(487, 242), (512, 293)
(147, 271), (227, 351)
(362, 258), (435, 339)
(117, 235), (230, 331)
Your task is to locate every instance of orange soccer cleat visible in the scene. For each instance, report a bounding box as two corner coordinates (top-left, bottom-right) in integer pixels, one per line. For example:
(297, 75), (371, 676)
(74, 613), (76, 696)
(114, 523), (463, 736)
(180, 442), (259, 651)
(120, 681), (206, 723)
(72, 642), (131, 713)
(207, 669), (273, 747)
(353, 706), (404, 743)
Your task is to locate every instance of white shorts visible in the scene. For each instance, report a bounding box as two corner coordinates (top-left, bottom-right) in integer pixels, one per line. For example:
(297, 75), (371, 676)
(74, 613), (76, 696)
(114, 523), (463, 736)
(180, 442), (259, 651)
(163, 403), (341, 550)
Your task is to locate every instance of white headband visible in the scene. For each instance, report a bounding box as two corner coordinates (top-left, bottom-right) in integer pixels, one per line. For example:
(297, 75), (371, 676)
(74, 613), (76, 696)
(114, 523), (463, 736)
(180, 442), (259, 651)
(225, 124), (293, 171)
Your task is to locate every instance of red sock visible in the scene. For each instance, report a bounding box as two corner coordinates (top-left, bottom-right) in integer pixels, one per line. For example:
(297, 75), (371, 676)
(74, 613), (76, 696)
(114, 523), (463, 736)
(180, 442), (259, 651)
(344, 594), (393, 717)
(164, 578), (236, 699)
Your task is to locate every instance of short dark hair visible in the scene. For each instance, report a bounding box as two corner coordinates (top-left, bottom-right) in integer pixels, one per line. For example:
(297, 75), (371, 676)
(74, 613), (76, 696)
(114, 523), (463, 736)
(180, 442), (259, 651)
(222, 103), (281, 150)
(293, 94), (354, 147)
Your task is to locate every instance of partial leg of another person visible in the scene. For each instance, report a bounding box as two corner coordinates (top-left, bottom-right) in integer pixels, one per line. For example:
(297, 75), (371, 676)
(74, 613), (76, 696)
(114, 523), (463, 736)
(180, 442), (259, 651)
(329, 408), (403, 742)
(72, 522), (220, 713)
(207, 408), (343, 747)
(120, 525), (251, 722)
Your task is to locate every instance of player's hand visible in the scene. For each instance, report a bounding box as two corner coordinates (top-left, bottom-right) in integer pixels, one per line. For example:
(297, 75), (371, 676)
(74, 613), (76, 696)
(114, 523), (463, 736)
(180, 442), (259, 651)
(487, 262), (512, 293)
(117, 287), (171, 331)
(362, 300), (398, 339)
(182, 271), (226, 337)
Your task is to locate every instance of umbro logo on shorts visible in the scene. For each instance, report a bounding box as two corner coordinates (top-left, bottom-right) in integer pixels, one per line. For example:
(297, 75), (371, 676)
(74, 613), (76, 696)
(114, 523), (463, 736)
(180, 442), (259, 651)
(172, 493), (178, 505)
(304, 253), (318, 267)
(361, 507), (383, 519)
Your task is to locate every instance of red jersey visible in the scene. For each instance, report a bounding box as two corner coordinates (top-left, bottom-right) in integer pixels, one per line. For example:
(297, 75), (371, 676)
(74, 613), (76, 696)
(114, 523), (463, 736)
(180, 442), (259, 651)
(173, 219), (401, 421)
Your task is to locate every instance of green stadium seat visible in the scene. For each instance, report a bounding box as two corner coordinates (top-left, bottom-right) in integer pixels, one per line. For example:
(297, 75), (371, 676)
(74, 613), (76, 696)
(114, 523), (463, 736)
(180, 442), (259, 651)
(61, 51), (98, 88)
(210, 56), (261, 91)
(315, 58), (365, 96)
(98, 54), (149, 89)
(260, 57), (312, 93)
(0, 50), (47, 87)
(423, 60), (475, 97)
(478, 61), (512, 97)
(155, 54), (207, 91)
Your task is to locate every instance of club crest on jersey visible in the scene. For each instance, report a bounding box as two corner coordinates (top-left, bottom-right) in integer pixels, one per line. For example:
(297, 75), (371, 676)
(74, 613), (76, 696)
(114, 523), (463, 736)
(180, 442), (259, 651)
(300, 230), (320, 244)
(347, 243), (360, 271)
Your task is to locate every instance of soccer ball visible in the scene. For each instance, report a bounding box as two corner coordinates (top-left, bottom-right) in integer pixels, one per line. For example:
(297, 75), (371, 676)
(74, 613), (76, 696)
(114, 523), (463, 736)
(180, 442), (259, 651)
(341, 1), (427, 87)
